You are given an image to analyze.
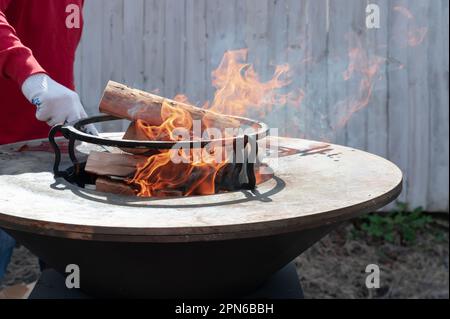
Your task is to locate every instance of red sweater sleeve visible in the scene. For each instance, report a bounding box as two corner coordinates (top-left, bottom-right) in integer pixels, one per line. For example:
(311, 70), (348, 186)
(0, 0), (46, 86)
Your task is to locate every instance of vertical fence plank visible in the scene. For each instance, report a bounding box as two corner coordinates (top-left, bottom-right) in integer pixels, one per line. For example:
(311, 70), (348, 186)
(387, 0), (409, 204)
(427, 0), (449, 212)
(101, 0), (124, 132)
(80, 0), (103, 116)
(286, 0), (308, 138)
(164, 0), (186, 98)
(123, 0), (145, 90)
(268, 0), (288, 68)
(305, 0), (329, 141)
(143, 0), (165, 93)
(244, 0), (270, 80)
(366, 0), (389, 158)
(205, 0), (238, 102)
(266, 0), (289, 135)
(185, 0), (207, 105)
(122, 0), (145, 131)
(341, 0), (368, 150)
(328, 0), (352, 145)
(234, 0), (247, 49)
(102, 0), (124, 86)
(405, 1), (430, 209)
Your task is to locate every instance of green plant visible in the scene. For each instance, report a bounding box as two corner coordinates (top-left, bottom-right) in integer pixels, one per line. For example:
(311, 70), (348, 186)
(356, 202), (433, 245)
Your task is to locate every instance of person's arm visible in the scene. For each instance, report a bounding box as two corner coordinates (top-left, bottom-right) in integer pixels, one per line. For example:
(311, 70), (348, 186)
(0, 1), (46, 85)
(0, 2), (97, 134)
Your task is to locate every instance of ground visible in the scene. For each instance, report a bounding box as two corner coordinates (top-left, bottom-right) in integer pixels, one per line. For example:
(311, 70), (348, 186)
(295, 218), (449, 299)
(1, 216), (448, 299)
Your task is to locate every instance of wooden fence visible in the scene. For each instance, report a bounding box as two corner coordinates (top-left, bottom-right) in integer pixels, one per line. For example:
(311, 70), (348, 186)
(74, 0), (449, 211)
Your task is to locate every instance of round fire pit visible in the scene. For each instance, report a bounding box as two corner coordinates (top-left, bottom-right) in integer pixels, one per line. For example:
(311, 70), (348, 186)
(0, 136), (402, 298)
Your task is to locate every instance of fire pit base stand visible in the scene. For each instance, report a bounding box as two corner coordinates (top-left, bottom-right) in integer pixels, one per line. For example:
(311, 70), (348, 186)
(29, 263), (303, 299)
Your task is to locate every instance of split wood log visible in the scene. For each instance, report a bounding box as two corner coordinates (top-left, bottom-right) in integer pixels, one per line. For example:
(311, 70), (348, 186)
(123, 121), (149, 141)
(96, 177), (136, 197)
(99, 81), (241, 130)
(85, 151), (148, 177)
(121, 121), (161, 155)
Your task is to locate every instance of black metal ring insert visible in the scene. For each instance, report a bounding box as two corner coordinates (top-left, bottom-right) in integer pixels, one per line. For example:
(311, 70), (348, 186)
(48, 114), (270, 191)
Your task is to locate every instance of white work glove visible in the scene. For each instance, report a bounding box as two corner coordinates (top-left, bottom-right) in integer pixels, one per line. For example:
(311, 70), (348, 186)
(21, 73), (98, 135)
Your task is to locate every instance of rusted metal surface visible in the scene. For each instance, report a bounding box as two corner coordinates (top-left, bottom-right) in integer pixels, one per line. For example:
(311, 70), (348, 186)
(0, 136), (402, 243)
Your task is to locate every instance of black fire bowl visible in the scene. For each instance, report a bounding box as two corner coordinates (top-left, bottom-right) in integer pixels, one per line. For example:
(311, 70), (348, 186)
(8, 224), (334, 299)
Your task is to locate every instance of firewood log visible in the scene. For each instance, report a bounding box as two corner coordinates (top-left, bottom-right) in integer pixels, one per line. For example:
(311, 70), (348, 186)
(99, 81), (240, 130)
(121, 121), (161, 155)
(96, 177), (136, 197)
(85, 151), (148, 177)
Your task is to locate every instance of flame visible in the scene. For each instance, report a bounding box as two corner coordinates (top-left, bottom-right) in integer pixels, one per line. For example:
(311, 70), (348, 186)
(126, 49), (293, 197)
(173, 49), (302, 119)
(330, 6), (428, 130)
(128, 151), (225, 197)
(207, 49), (302, 119)
(124, 16), (425, 197)
(135, 100), (193, 141)
(393, 5), (415, 19)
(127, 101), (229, 197)
(393, 6), (428, 47)
(331, 33), (386, 130)
(406, 27), (427, 47)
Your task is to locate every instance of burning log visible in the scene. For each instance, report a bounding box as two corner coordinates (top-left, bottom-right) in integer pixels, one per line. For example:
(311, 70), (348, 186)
(121, 121), (161, 155)
(95, 177), (136, 197)
(152, 189), (184, 198)
(99, 81), (241, 130)
(123, 121), (149, 141)
(85, 151), (148, 177)
(86, 150), (256, 197)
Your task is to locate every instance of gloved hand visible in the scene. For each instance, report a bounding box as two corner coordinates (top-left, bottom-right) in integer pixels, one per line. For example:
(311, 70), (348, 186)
(21, 73), (98, 135)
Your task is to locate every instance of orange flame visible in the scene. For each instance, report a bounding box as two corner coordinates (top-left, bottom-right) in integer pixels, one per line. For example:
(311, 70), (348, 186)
(128, 151), (225, 197)
(126, 49), (294, 197)
(135, 100), (193, 141)
(127, 101), (228, 197)
(331, 5), (428, 131)
(207, 49), (303, 119)
(332, 33), (386, 130)
(173, 49), (302, 119)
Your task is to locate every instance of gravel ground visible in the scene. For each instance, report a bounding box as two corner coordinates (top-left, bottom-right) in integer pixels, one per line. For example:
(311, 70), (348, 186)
(1, 217), (448, 299)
